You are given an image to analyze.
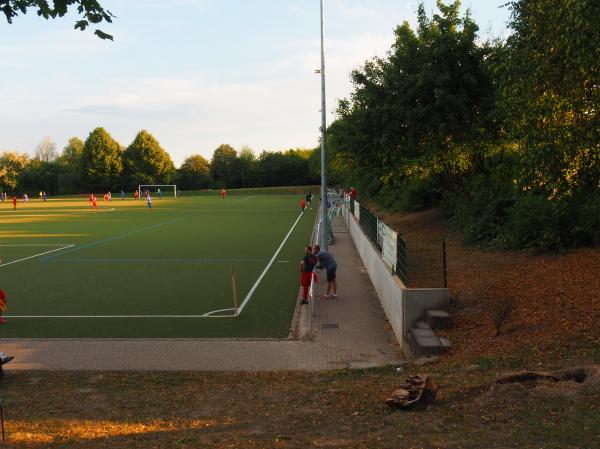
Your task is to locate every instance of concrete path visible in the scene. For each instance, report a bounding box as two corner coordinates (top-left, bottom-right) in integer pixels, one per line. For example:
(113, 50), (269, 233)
(0, 219), (403, 371)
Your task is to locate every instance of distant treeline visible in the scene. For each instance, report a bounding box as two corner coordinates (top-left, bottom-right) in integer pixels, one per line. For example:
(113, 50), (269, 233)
(327, 0), (599, 250)
(0, 130), (320, 195)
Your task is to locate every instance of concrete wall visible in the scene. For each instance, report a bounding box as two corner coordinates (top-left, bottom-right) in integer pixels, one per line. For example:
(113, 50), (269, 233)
(342, 206), (450, 344)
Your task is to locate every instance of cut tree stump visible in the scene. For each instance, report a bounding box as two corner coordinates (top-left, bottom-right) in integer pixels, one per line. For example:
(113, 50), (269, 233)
(386, 374), (438, 409)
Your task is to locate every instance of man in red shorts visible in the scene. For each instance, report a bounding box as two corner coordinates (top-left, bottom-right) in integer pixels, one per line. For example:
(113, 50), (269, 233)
(300, 245), (317, 304)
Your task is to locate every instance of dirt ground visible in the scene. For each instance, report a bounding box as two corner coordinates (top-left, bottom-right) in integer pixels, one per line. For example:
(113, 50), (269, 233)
(377, 208), (600, 366)
(0, 363), (598, 449)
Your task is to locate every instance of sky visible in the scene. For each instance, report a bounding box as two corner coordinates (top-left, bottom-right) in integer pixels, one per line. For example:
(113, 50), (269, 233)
(0, 0), (511, 166)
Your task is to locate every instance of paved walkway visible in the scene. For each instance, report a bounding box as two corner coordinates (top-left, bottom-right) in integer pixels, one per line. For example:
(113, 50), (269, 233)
(0, 219), (403, 371)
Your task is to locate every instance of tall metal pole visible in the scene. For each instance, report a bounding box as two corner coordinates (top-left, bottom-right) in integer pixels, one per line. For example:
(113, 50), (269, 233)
(319, 0), (328, 250)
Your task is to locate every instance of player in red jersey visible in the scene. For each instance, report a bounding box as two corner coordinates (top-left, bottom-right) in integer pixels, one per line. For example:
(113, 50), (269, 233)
(12, 196), (17, 210)
(300, 197), (306, 211)
(220, 188), (227, 199)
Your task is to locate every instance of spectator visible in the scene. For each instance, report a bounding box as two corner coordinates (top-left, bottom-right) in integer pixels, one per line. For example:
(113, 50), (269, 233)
(313, 244), (337, 299)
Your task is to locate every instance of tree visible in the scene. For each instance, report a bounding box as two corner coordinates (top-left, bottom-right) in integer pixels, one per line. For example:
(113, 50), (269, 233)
(1, 0), (114, 39)
(328, 0), (495, 193)
(123, 130), (175, 188)
(210, 144), (240, 188)
(177, 154), (212, 190)
(500, 0), (600, 200)
(0, 151), (29, 191)
(58, 137), (84, 169)
(238, 145), (258, 188)
(80, 127), (122, 190)
(35, 136), (58, 162)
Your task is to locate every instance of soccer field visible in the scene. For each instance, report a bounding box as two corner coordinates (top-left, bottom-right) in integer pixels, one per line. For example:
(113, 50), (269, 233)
(0, 193), (317, 338)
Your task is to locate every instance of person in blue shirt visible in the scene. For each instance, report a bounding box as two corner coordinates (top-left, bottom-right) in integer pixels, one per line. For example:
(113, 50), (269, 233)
(313, 244), (337, 299)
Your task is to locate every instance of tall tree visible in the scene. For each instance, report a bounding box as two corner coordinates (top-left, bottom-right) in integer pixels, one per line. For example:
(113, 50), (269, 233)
(328, 0), (495, 192)
(238, 145), (257, 188)
(123, 130), (175, 188)
(1, 0), (114, 39)
(58, 137), (84, 169)
(501, 0), (600, 199)
(34, 136), (57, 162)
(80, 127), (122, 190)
(0, 151), (29, 191)
(177, 154), (212, 190)
(210, 144), (239, 188)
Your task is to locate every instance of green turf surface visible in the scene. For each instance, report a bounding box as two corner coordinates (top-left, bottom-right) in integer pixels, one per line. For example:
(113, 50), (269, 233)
(0, 193), (317, 338)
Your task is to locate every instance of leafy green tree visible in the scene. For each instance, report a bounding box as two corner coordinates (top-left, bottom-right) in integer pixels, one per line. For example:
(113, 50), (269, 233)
(500, 0), (600, 200)
(1, 0), (114, 39)
(328, 0), (495, 192)
(255, 149), (315, 187)
(210, 144), (239, 188)
(238, 146), (258, 188)
(57, 137), (84, 169)
(123, 130), (175, 188)
(80, 127), (122, 190)
(0, 151), (29, 191)
(177, 154), (212, 190)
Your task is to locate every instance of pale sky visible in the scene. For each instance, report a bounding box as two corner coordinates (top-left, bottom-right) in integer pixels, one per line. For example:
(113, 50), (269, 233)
(0, 0), (510, 166)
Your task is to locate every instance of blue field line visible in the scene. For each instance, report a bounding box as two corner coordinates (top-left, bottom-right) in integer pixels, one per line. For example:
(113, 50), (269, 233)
(39, 216), (186, 261)
(44, 257), (270, 264)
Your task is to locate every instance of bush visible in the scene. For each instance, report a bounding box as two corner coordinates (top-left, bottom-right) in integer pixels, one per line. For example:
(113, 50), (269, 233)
(443, 166), (517, 245)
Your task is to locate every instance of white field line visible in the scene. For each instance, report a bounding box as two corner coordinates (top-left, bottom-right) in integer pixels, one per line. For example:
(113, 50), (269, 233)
(238, 196), (256, 201)
(0, 244), (75, 268)
(0, 244), (73, 247)
(235, 210), (305, 316)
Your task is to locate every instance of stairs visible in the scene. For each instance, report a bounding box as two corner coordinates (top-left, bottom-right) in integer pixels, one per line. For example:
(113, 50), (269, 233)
(406, 310), (453, 358)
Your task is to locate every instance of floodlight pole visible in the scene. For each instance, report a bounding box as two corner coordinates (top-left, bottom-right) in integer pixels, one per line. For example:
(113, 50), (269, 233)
(319, 0), (328, 250)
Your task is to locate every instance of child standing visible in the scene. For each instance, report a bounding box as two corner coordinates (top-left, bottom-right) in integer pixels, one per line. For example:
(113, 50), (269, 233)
(300, 246), (317, 304)
(0, 289), (7, 324)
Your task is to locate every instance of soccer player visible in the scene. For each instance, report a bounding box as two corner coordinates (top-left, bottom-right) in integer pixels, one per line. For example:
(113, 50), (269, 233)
(0, 289), (7, 324)
(134, 190), (139, 200)
(220, 188), (227, 199)
(42, 191), (47, 201)
(23, 193), (28, 203)
(300, 197), (306, 211)
(147, 193), (152, 209)
(313, 244), (337, 299)
(12, 196), (17, 210)
(92, 195), (98, 209)
(89, 193), (93, 204)
(300, 246), (317, 304)
(158, 188), (162, 199)
(121, 190), (125, 200)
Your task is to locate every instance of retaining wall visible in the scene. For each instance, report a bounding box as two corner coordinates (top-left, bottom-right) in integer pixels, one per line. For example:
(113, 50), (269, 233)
(342, 206), (450, 345)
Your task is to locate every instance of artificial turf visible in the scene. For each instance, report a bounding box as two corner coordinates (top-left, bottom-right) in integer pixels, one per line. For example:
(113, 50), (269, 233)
(0, 192), (317, 338)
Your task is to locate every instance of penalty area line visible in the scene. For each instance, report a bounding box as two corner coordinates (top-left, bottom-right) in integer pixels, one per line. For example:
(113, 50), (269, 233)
(0, 244), (75, 268)
(235, 210), (305, 316)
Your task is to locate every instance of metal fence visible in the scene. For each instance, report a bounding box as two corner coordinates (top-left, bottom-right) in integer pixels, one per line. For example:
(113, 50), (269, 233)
(348, 198), (447, 289)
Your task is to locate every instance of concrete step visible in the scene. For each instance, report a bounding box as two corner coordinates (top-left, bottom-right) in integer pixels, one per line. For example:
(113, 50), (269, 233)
(426, 309), (453, 330)
(407, 323), (451, 358)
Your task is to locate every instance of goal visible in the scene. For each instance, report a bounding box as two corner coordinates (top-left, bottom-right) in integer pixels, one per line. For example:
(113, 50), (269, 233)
(138, 184), (178, 198)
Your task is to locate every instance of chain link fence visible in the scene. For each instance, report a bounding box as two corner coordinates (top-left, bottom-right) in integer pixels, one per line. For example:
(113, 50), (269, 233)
(348, 197), (447, 289)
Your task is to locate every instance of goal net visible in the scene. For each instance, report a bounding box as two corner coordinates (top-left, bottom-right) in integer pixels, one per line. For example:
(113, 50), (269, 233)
(138, 184), (178, 198)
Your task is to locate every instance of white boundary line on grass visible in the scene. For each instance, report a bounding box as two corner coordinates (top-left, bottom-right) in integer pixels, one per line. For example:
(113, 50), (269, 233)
(234, 210), (305, 316)
(0, 244), (75, 268)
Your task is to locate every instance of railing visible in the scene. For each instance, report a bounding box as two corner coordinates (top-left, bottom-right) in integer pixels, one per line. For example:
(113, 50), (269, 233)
(345, 196), (447, 289)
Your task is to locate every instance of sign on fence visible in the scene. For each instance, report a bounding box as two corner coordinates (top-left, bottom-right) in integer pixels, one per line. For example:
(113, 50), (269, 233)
(377, 219), (398, 272)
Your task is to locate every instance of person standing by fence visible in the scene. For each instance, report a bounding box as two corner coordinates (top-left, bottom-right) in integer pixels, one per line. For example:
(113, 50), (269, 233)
(300, 246), (317, 304)
(313, 244), (337, 299)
